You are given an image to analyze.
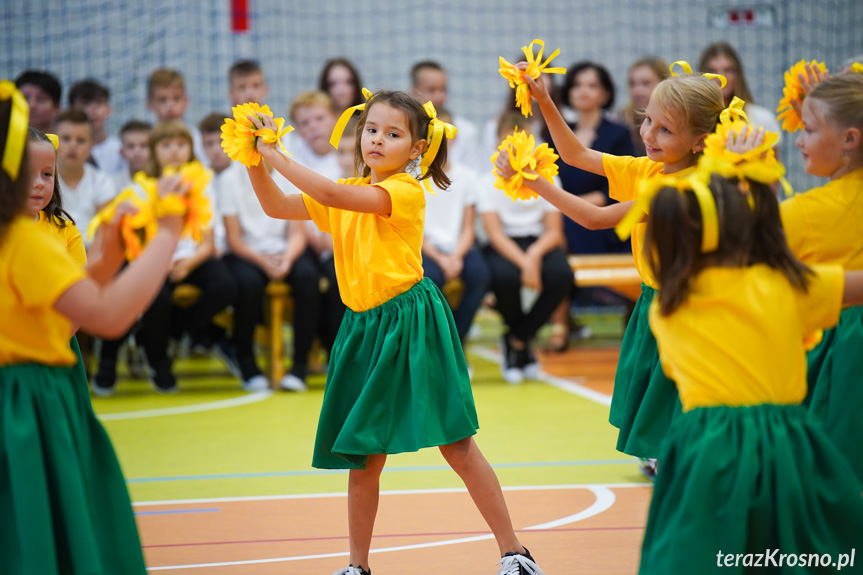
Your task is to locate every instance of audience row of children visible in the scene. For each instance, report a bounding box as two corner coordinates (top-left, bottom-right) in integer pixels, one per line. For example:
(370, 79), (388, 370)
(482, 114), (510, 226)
(20, 57), (574, 396)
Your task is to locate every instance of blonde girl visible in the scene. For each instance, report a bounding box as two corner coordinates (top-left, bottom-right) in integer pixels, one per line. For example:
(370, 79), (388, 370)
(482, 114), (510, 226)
(779, 72), (863, 488)
(247, 90), (544, 575)
(497, 63), (728, 471)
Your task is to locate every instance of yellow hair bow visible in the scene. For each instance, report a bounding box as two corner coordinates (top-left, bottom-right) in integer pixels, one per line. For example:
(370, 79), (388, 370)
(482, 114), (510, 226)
(0, 79), (29, 180)
(329, 88), (374, 149)
(499, 39), (566, 117)
(419, 101), (457, 195)
(851, 62), (863, 74)
(670, 60), (727, 89)
(719, 96), (749, 125)
(46, 133), (59, 149)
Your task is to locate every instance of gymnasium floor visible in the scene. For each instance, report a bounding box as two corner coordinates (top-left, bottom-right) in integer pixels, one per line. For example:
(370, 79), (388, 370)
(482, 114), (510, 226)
(92, 309), (651, 574)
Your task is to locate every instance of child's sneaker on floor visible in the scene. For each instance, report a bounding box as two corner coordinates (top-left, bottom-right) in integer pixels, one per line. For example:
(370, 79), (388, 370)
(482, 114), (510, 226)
(500, 335), (523, 384)
(91, 366), (117, 397)
(331, 566), (371, 575)
(241, 374), (270, 392)
(279, 373), (307, 392)
(639, 457), (658, 481)
(519, 343), (541, 380)
(497, 547), (544, 575)
(148, 359), (178, 394)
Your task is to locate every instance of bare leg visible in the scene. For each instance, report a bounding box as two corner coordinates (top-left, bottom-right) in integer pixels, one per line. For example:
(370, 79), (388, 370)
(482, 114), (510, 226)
(439, 437), (523, 555)
(348, 454), (387, 571)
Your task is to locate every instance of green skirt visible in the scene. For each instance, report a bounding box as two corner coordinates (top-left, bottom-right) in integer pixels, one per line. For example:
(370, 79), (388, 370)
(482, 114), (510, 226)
(609, 284), (681, 458)
(639, 404), (863, 574)
(312, 278), (479, 470)
(805, 305), (863, 489)
(0, 362), (146, 575)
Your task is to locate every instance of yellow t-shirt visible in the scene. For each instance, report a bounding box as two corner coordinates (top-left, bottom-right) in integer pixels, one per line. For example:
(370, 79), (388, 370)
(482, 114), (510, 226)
(603, 154), (696, 289)
(37, 211), (87, 267)
(649, 264), (844, 411)
(0, 217), (89, 366)
(302, 172), (425, 312)
(780, 167), (863, 270)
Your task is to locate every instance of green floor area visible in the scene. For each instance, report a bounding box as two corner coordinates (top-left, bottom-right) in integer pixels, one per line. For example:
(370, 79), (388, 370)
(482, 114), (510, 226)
(91, 305), (645, 503)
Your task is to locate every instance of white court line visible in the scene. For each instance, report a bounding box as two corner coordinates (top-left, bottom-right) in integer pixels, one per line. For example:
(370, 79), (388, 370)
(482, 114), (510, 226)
(98, 390), (273, 421)
(470, 346), (613, 406)
(134, 482), (647, 507)
(145, 485), (618, 571)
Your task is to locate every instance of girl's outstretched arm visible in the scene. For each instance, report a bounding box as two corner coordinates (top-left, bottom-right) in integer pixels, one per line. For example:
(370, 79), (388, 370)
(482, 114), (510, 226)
(249, 115), (393, 216)
(245, 162), (313, 220)
(494, 153), (633, 229)
(520, 65), (605, 176)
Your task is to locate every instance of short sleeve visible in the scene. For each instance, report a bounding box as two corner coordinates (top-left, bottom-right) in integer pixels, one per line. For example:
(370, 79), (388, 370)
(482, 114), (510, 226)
(795, 265), (844, 334)
(302, 193), (332, 234)
(780, 196), (815, 263)
(374, 175), (423, 229)
(603, 153), (641, 202)
(65, 224), (87, 267)
(10, 226), (88, 308)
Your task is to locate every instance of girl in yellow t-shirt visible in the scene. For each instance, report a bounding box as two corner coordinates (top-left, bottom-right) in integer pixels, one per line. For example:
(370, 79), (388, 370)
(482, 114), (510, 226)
(496, 62), (726, 472)
(637, 167), (863, 574)
(0, 81), (192, 575)
(778, 72), (863, 489)
(246, 90), (543, 575)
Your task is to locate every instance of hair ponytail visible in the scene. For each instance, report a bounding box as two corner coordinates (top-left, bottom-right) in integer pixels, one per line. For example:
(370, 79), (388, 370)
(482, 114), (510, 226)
(645, 186), (702, 315)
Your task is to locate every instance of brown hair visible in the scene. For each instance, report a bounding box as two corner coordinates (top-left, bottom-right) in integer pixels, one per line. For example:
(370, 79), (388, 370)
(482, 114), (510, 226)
(146, 121), (195, 176)
(317, 58), (364, 110)
(352, 90), (451, 189)
(645, 174), (812, 315)
(120, 119), (151, 139)
(289, 91), (334, 122)
(198, 112), (229, 135)
(27, 127), (73, 227)
(229, 59), (262, 82)
(651, 75), (725, 142)
(0, 97), (29, 242)
(52, 107), (92, 132)
(147, 69), (185, 99)
(698, 42), (754, 105)
(497, 110), (532, 139)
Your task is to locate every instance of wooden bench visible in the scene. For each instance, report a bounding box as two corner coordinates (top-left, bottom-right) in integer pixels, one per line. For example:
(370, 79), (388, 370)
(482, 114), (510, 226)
(568, 254), (642, 301)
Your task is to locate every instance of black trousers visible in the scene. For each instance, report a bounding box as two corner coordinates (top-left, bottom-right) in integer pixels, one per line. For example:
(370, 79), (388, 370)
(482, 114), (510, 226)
(483, 236), (573, 343)
(224, 249), (345, 379)
(137, 257), (237, 367)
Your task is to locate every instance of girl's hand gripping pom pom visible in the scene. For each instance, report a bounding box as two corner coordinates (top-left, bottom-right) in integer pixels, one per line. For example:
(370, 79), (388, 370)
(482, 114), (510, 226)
(220, 102), (294, 167)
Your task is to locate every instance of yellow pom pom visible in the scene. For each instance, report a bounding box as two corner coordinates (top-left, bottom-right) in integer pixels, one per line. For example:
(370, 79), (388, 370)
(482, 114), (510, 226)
(491, 128), (559, 201)
(776, 59), (828, 133)
(220, 103), (294, 167)
(499, 40), (566, 117)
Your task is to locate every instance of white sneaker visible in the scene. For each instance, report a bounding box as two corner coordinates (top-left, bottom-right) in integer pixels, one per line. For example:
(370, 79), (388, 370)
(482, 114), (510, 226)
(279, 373), (307, 392)
(500, 335), (524, 385)
(241, 374), (270, 392)
(331, 566), (370, 575)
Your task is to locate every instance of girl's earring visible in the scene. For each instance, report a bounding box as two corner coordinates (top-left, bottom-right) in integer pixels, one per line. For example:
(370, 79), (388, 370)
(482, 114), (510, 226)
(842, 152), (851, 166)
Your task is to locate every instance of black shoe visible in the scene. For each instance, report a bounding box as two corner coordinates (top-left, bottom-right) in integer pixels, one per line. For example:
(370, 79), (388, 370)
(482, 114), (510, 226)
(92, 366), (117, 397)
(500, 335), (523, 384)
(497, 546), (543, 574)
(518, 342), (541, 380)
(149, 359), (178, 394)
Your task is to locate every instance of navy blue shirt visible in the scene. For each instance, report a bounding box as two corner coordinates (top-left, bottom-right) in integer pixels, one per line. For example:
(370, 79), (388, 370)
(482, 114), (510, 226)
(556, 117), (636, 254)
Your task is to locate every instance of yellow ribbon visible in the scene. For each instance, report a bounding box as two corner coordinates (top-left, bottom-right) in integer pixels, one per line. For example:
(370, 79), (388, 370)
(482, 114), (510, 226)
(253, 117), (292, 156)
(418, 101), (457, 194)
(46, 133), (59, 149)
(851, 62), (863, 74)
(329, 88), (374, 149)
(670, 60), (727, 89)
(615, 174), (719, 253)
(0, 80), (29, 180)
(719, 96), (749, 126)
(499, 39), (566, 117)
